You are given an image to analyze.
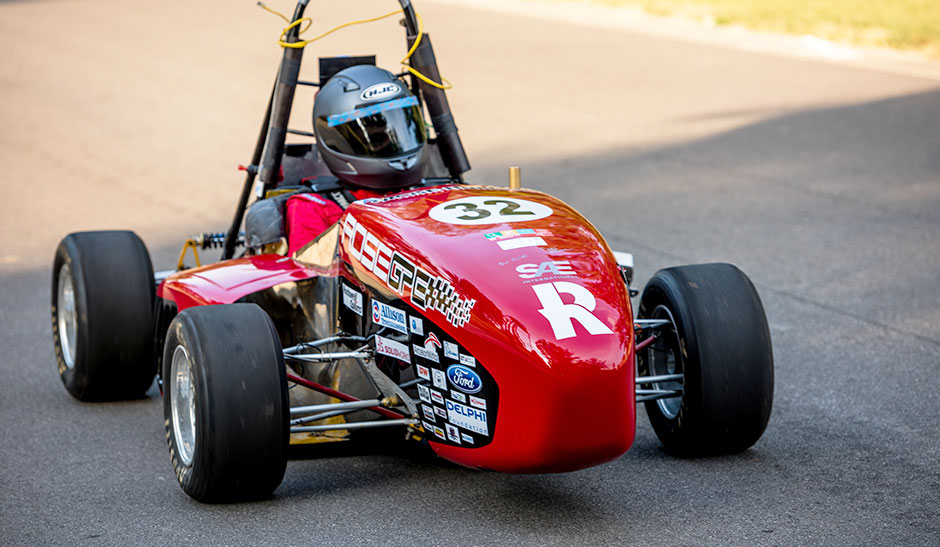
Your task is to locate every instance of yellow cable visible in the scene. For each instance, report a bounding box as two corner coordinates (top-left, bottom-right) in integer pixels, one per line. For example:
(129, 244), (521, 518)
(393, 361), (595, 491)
(259, 3), (451, 90)
(257, 2), (290, 24)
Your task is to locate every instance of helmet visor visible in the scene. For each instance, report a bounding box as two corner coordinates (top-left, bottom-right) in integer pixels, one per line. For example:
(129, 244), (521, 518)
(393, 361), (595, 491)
(316, 98), (426, 159)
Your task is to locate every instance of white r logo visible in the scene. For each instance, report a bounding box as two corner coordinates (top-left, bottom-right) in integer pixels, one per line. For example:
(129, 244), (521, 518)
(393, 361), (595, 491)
(532, 282), (613, 340)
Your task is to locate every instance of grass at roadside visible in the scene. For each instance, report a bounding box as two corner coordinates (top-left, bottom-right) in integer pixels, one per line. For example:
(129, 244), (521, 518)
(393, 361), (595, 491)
(591, 0), (940, 55)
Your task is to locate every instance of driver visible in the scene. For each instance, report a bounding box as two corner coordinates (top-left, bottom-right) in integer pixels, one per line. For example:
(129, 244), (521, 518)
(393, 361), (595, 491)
(283, 64), (430, 254)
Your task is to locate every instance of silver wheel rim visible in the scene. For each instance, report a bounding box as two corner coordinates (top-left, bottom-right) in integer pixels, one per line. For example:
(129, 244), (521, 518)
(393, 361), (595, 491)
(650, 305), (683, 419)
(170, 345), (196, 466)
(57, 264), (77, 370)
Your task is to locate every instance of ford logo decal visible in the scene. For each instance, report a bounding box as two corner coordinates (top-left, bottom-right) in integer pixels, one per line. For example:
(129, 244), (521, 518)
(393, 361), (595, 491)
(447, 364), (482, 394)
(360, 82), (401, 102)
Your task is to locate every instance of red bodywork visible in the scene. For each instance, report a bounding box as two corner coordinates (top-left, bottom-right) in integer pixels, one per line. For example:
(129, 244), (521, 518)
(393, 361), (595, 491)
(159, 186), (636, 473)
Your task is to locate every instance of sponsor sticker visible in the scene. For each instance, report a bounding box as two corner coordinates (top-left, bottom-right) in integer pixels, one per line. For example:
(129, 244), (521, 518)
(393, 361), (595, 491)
(432, 368), (447, 390)
(375, 335), (410, 363)
(431, 390), (445, 405)
(409, 316), (424, 336)
(416, 364), (430, 381)
(433, 426), (446, 440)
(532, 282), (613, 340)
(342, 284), (363, 316)
(417, 383), (431, 404)
(372, 301), (408, 334)
(434, 406), (447, 419)
(446, 399), (489, 435)
(428, 196), (553, 226)
(459, 354), (476, 368)
(485, 228), (552, 240)
(422, 404), (435, 422)
(443, 340), (459, 360)
(516, 260), (575, 280)
(497, 236), (546, 251)
(461, 433), (474, 444)
(413, 344), (439, 363)
(413, 334), (441, 363)
(446, 423), (461, 444)
(422, 420), (435, 432)
(450, 391), (467, 403)
(469, 395), (487, 410)
(447, 364), (483, 394)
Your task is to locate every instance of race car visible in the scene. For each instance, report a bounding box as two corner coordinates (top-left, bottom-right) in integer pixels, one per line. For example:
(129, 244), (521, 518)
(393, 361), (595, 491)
(51, 0), (774, 502)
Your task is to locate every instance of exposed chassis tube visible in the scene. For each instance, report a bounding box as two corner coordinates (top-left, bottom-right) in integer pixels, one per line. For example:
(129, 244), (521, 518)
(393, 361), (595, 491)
(634, 319), (683, 403)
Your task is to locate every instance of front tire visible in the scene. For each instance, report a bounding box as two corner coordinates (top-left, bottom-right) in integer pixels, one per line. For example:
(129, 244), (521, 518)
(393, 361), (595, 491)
(163, 304), (289, 502)
(51, 231), (156, 401)
(637, 263), (774, 456)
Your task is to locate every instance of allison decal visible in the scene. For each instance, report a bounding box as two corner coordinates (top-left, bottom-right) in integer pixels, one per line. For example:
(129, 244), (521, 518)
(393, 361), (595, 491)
(372, 301), (408, 334)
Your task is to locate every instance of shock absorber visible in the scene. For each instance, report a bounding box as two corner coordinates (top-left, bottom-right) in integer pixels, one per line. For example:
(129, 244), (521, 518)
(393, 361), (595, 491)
(177, 232), (246, 271)
(196, 232), (244, 250)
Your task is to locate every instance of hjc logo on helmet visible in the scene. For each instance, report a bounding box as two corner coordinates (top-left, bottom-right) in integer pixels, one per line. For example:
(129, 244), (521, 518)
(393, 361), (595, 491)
(360, 83), (401, 101)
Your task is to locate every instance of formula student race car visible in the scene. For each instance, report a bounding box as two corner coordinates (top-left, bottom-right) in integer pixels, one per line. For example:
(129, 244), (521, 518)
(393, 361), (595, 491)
(51, 0), (774, 502)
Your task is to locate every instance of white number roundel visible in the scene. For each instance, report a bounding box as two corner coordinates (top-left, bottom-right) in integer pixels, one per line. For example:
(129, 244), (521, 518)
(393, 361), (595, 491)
(428, 196), (553, 225)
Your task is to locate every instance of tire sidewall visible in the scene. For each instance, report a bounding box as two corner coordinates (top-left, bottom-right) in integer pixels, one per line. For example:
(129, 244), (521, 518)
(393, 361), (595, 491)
(52, 236), (92, 399)
(162, 314), (212, 500)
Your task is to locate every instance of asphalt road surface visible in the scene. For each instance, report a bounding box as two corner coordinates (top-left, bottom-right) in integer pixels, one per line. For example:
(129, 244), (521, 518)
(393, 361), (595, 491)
(1, 0), (938, 545)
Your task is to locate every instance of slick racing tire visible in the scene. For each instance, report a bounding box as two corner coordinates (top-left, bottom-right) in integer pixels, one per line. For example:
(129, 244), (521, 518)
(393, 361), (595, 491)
(163, 304), (289, 503)
(52, 231), (156, 401)
(637, 263), (773, 457)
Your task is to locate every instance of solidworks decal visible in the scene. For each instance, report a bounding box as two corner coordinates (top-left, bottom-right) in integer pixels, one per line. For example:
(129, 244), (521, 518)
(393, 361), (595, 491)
(532, 282), (613, 340)
(446, 399), (488, 435)
(342, 214), (475, 328)
(375, 335), (410, 363)
(372, 301), (408, 334)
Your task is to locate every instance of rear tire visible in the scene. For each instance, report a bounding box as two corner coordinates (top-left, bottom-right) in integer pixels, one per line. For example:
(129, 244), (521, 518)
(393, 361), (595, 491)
(637, 263), (773, 456)
(163, 304), (289, 503)
(51, 231), (156, 401)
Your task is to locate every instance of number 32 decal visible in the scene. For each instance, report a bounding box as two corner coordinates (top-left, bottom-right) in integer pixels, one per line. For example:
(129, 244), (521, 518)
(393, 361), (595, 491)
(429, 197), (553, 225)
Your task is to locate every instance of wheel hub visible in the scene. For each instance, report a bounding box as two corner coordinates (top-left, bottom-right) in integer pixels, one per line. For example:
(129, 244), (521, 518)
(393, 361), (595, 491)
(650, 305), (683, 419)
(170, 345), (196, 466)
(57, 264), (77, 370)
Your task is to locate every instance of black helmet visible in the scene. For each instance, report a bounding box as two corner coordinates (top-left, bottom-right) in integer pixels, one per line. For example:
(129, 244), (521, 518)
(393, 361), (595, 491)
(313, 65), (428, 190)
